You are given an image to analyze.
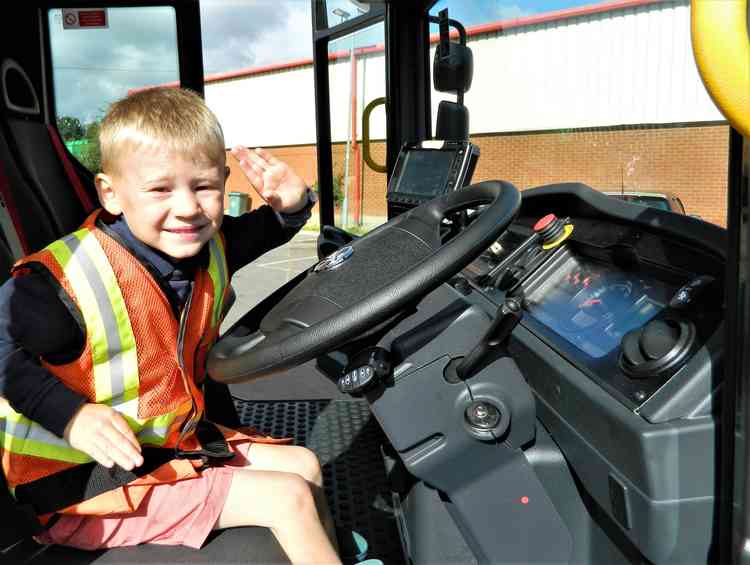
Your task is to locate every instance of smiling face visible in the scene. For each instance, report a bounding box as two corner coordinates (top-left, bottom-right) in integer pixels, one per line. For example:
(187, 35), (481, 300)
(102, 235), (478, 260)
(95, 144), (226, 260)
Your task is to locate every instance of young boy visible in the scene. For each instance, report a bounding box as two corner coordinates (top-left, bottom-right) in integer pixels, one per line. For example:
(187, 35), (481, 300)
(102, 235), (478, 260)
(0, 88), (376, 564)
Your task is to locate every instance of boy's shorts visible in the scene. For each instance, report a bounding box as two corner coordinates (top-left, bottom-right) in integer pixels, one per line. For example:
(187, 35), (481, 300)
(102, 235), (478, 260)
(35, 440), (253, 550)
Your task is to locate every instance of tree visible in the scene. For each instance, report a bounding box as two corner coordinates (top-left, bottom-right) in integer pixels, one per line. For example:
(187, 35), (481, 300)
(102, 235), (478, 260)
(79, 120), (101, 173)
(312, 172), (344, 206)
(56, 116), (85, 141)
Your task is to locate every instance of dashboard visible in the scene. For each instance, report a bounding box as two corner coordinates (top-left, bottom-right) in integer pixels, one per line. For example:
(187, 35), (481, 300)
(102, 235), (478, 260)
(459, 186), (725, 415)
(341, 181), (727, 563)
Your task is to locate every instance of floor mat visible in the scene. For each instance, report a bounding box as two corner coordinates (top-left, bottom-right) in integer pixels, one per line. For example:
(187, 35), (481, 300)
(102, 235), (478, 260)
(234, 398), (406, 564)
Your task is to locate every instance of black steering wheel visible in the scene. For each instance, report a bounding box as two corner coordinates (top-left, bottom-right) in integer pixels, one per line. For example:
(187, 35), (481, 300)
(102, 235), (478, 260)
(207, 180), (521, 383)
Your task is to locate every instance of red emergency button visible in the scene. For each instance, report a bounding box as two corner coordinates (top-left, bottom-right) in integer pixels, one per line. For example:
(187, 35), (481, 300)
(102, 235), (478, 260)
(534, 213), (557, 232)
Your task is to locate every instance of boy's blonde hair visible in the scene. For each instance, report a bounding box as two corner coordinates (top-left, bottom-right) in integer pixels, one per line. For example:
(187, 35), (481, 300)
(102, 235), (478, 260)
(99, 87), (225, 175)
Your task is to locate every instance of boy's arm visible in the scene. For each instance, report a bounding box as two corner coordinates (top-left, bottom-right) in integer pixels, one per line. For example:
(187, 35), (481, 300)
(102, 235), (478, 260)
(222, 201), (312, 274)
(0, 274), (88, 437)
(225, 146), (315, 274)
(0, 274), (143, 469)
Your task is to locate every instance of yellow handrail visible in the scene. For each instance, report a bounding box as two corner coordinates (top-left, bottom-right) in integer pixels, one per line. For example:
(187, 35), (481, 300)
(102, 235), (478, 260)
(362, 97), (387, 173)
(691, 0), (749, 137)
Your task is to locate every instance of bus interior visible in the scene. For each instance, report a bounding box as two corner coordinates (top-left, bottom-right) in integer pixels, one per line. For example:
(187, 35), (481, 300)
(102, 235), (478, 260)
(1, 0), (749, 564)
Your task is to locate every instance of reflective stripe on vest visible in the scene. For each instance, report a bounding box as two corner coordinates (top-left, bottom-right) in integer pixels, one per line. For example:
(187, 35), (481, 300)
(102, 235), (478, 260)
(207, 236), (228, 328)
(0, 409), (91, 464)
(46, 229), (140, 413)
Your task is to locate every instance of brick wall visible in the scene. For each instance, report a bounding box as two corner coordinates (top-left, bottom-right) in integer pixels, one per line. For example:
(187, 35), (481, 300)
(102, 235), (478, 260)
(224, 145), (320, 213)
(224, 123), (730, 227)
(471, 124), (730, 227)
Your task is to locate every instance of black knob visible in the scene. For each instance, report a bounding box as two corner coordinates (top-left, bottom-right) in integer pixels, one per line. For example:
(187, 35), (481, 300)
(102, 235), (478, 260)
(620, 319), (695, 378)
(640, 320), (681, 360)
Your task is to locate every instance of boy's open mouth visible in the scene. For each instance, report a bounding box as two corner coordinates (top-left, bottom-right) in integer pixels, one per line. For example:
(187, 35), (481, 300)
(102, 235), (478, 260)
(164, 225), (207, 240)
(165, 225), (206, 234)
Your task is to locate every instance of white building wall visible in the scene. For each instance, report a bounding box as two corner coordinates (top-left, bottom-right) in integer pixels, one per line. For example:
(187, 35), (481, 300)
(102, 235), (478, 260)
(207, 0), (723, 149)
(206, 68), (317, 149)
(451, 1), (722, 134)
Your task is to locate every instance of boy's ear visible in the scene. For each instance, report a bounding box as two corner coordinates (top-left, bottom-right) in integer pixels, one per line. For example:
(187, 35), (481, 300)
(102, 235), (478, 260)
(95, 173), (122, 215)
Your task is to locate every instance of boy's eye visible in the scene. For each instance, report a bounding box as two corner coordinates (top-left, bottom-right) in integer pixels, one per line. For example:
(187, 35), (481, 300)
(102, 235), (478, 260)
(149, 187), (170, 193)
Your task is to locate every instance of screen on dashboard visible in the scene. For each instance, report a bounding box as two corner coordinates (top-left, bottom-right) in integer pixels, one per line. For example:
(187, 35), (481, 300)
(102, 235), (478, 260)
(392, 149), (457, 197)
(524, 255), (677, 358)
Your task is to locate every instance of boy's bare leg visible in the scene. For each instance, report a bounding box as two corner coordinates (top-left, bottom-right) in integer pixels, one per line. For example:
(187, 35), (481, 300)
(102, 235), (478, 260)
(240, 443), (339, 552)
(214, 468), (341, 564)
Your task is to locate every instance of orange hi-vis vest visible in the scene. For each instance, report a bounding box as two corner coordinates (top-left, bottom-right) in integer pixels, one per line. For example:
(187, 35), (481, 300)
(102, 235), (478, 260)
(0, 210), (232, 516)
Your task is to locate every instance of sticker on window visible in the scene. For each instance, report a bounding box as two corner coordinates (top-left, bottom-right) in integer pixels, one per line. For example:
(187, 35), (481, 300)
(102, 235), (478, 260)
(62, 8), (108, 29)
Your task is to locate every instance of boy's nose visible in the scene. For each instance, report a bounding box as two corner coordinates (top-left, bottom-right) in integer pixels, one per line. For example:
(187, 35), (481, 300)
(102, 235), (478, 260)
(173, 189), (201, 216)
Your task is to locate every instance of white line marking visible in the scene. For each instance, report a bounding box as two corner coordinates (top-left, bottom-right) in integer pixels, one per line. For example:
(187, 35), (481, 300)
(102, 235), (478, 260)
(256, 255), (318, 267)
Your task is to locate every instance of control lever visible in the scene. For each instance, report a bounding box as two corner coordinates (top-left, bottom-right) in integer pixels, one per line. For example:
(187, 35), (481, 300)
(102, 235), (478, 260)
(452, 297), (523, 381)
(484, 214), (573, 290)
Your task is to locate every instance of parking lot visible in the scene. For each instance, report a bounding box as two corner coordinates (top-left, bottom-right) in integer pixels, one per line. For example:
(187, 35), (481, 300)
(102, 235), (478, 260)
(220, 230), (346, 401)
(221, 229), (319, 330)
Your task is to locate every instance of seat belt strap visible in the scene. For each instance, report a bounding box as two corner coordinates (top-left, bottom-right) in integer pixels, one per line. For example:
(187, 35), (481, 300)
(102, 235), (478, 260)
(13, 446), (176, 516)
(0, 466), (47, 543)
(0, 159), (28, 257)
(46, 125), (95, 213)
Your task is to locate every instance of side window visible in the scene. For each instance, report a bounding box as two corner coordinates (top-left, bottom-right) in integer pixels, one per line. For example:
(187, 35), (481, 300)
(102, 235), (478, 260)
(428, 1), (730, 227)
(47, 7), (180, 173)
(327, 21), (386, 233)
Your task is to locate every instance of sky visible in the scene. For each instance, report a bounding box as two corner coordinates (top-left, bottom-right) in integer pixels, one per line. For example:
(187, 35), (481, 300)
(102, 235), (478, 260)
(49, 0), (610, 125)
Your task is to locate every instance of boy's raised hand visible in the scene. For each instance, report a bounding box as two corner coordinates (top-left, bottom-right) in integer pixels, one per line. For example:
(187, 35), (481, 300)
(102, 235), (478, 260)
(64, 403), (144, 471)
(231, 146), (308, 214)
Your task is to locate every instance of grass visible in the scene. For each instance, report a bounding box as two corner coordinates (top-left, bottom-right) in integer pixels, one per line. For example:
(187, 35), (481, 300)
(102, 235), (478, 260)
(302, 223), (379, 236)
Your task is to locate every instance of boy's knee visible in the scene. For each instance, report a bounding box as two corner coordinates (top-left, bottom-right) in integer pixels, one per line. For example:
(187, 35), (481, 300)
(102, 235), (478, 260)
(276, 473), (316, 518)
(294, 447), (323, 486)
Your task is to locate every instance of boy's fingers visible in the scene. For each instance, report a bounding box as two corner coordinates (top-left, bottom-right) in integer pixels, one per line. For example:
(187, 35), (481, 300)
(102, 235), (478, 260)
(254, 147), (278, 165)
(235, 158), (253, 178)
(101, 435), (142, 469)
(110, 414), (142, 453)
(246, 150), (269, 171)
(247, 164), (265, 191)
(101, 422), (143, 467)
(231, 145), (250, 161)
(87, 444), (114, 468)
(235, 158), (263, 192)
(108, 444), (139, 470)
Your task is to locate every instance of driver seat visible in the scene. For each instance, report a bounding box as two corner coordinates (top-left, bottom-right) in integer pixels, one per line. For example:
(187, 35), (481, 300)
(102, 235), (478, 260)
(6, 527), (288, 564)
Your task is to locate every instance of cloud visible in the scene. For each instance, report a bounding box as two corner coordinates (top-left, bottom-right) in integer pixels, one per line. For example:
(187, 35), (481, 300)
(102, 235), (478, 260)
(495, 3), (536, 20)
(49, 2), (313, 124)
(200, 0), (312, 73)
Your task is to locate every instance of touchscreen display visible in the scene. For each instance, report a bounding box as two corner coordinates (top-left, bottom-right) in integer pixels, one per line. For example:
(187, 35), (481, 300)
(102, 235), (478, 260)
(524, 255), (677, 358)
(393, 150), (457, 197)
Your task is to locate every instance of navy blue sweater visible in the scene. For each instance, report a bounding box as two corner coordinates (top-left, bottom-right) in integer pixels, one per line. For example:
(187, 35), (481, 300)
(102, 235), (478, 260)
(0, 204), (309, 437)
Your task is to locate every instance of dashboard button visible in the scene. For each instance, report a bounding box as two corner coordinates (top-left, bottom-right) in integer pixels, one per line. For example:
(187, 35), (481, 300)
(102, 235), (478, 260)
(533, 214), (557, 232)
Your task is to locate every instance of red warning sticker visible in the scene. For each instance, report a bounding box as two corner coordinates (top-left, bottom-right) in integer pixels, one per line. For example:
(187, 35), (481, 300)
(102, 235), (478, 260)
(62, 9), (108, 29)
